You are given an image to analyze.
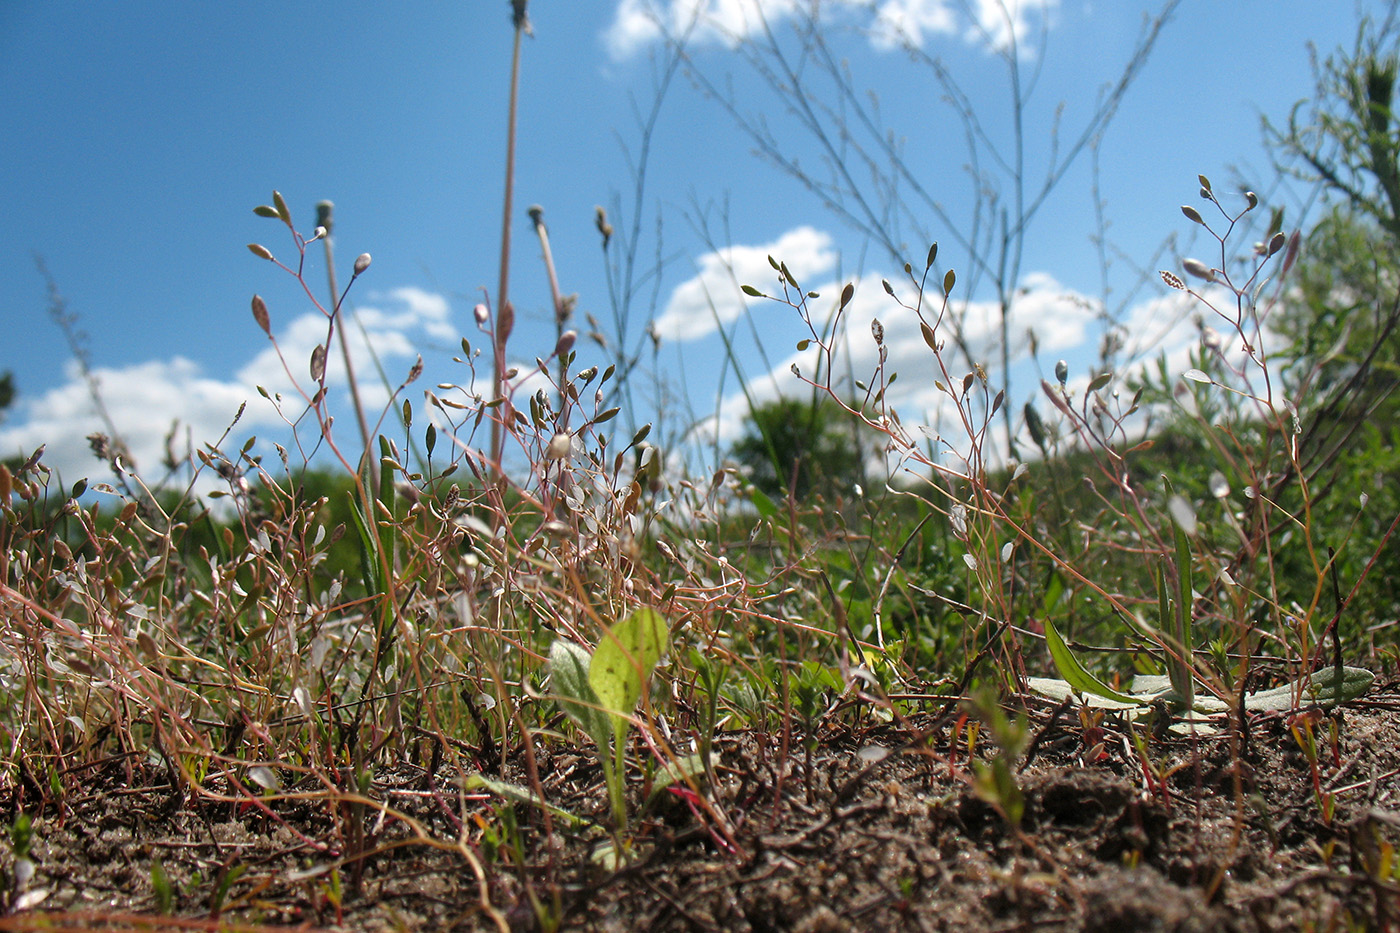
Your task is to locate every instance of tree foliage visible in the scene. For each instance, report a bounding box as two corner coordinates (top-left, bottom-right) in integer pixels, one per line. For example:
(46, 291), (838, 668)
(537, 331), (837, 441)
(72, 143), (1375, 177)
(731, 397), (871, 502)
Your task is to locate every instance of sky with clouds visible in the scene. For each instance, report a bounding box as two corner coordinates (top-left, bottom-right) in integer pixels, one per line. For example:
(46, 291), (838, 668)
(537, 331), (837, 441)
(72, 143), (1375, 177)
(0, 1), (1385, 495)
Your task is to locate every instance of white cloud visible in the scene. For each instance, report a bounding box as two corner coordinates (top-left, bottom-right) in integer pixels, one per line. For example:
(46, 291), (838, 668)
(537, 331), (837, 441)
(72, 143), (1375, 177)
(605, 0), (1056, 60)
(0, 288), (458, 494)
(965, 0), (1057, 53)
(606, 0), (670, 59)
(0, 356), (265, 491)
(605, 0), (805, 59)
(652, 226), (837, 342)
(377, 286), (455, 341)
(869, 0), (956, 50)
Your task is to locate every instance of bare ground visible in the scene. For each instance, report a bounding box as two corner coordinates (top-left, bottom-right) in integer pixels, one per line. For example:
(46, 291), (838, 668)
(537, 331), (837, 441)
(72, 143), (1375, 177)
(4, 682), (1400, 932)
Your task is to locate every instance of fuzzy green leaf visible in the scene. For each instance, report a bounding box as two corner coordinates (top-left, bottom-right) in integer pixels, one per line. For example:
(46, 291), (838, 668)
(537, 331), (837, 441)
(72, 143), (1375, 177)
(549, 639), (612, 750)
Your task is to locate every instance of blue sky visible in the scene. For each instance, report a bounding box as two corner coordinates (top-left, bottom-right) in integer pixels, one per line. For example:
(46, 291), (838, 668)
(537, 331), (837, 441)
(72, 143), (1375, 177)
(0, 1), (1384, 490)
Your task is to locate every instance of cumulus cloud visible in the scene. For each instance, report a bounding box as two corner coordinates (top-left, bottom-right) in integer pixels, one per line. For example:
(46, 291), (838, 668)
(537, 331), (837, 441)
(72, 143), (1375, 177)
(652, 226), (838, 342)
(604, 0), (1057, 60)
(0, 357), (261, 489)
(868, 0), (957, 50)
(0, 288), (459, 494)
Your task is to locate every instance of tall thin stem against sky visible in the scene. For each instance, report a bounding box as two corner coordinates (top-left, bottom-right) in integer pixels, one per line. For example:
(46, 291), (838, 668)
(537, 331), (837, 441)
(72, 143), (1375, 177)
(492, 1), (530, 480)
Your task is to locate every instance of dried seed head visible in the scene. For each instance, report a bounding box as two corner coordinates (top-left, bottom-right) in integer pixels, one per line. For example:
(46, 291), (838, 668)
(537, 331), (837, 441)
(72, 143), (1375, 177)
(474, 303), (490, 326)
(949, 503), (968, 539)
(1245, 191), (1258, 210)
(353, 253), (372, 275)
(1160, 270), (1185, 290)
(1181, 205), (1206, 226)
(595, 205), (613, 247)
(1054, 359), (1068, 385)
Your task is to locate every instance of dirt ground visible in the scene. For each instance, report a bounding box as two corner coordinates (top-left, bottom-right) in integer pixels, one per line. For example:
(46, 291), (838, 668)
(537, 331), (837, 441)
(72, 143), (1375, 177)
(3, 682), (1400, 933)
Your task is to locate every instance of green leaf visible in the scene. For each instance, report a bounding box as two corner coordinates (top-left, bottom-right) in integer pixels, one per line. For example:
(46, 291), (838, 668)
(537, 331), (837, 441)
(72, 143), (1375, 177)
(647, 751), (716, 801)
(741, 284), (763, 297)
(549, 639), (612, 751)
(1169, 512), (1195, 708)
(750, 486), (779, 520)
(345, 490), (382, 596)
(590, 608), (669, 742)
(1240, 666), (1374, 711)
(1087, 371), (1113, 393)
(462, 774), (586, 827)
(1042, 617), (1143, 706)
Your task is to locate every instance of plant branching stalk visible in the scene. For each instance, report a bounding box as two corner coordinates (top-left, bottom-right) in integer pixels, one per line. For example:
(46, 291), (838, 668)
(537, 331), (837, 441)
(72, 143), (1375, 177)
(316, 200), (375, 486)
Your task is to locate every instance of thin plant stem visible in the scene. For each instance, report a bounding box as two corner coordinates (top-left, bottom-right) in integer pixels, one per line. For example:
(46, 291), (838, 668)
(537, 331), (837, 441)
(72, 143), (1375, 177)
(528, 205), (572, 425)
(491, 1), (529, 484)
(316, 200), (375, 485)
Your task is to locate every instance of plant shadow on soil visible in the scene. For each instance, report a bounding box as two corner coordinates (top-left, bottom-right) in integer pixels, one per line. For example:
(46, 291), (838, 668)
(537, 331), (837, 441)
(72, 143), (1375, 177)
(4, 684), (1400, 932)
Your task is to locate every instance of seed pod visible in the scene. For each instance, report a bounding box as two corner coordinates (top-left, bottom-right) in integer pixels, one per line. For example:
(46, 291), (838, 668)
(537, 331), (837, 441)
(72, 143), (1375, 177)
(251, 295), (271, 334)
(1182, 258), (1214, 281)
(546, 432), (572, 460)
